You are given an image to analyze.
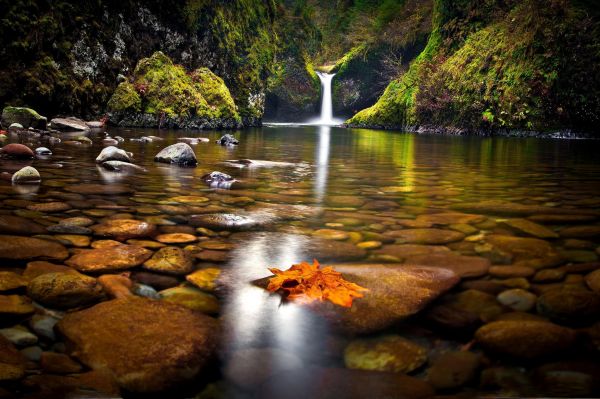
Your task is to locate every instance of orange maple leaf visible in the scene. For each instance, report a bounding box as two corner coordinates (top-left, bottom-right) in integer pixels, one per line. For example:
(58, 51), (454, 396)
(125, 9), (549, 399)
(267, 260), (368, 308)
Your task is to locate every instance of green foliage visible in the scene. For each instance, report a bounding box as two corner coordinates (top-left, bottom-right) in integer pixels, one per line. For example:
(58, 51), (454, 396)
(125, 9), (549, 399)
(106, 82), (141, 113)
(190, 67), (241, 121)
(349, 0), (600, 132)
(107, 52), (239, 121)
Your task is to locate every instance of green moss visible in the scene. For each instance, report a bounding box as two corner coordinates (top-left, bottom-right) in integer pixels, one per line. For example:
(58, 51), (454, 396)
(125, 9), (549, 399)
(106, 82), (142, 113)
(190, 67), (241, 121)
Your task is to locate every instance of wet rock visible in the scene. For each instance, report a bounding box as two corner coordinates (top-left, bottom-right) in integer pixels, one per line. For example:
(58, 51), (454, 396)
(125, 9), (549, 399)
(536, 287), (600, 325)
(35, 147), (52, 155)
(56, 296), (218, 392)
(499, 218), (559, 238)
(529, 214), (598, 224)
(22, 369), (120, 397)
(0, 327), (37, 346)
(356, 241), (382, 249)
(97, 274), (133, 299)
(27, 201), (71, 212)
(11, 166), (40, 184)
(1, 106), (46, 129)
(0, 335), (26, 380)
(295, 264), (459, 334)
(65, 183), (135, 195)
(21, 346), (42, 361)
(585, 269), (600, 292)
(384, 228), (465, 244)
(22, 261), (77, 280)
(560, 225), (600, 238)
(0, 272), (27, 292)
(186, 268), (221, 292)
(485, 234), (559, 261)
(326, 196), (365, 208)
(424, 303), (482, 334)
(447, 289), (504, 322)
(416, 212), (485, 225)
(154, 143), (197, 166)
(47, 224), (92, 235)
(373, 244), (450, 261)
(65, 244), (153, 272)
(344, 335), (427, 373)
(91, 219), (156, 241)
(40, 352), (83, 374)
(101, 160), (147, 172)
(405, 253), (490, 278)
(533, 268), (566, 283)
(460, 279), (505, 295)
(475, 320), (576, 359)
(49, 117), (90, 132)
(0, 295), (34, 316)
(216, 134), (239, 145)
(497, 289), (537, 312)
(159, 286), (219, 314)
(143, 246), (194, 275)
(452, 200), (597, 217)
(202, 171), (234, 188)
(190, 213), (275, 231)
(95, 146), (131, 163)
(0, 144), (34, 159)
(0, 215), (46, 235)
(259, 367), (434, 399)
(0, 235), (68, 261)
(489, 265), (535, 278)
(130, 271), (179, 290)
(427, 351), (480, 390)
(27, 272), (104, 309)
(313, 229), (349, 241)
(30, 315), (59, 341)
(132, 283), (160, 299)
(155, 233), (197, 244)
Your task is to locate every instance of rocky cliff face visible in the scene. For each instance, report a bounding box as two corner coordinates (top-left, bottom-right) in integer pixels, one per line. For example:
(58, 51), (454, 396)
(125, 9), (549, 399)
(347, 0), (600, 133)
(0, 0), (277, 126)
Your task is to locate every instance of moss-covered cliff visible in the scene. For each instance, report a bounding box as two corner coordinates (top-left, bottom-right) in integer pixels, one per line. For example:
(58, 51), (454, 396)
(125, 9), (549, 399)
(0, 0), (277, 125)
(348, 0), (600, 133)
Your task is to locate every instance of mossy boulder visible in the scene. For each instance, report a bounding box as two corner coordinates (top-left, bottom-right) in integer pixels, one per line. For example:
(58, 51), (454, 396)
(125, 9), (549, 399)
(1, 106), (47, 129)
(191, 68), (240, 122)
(107, 52), (241, 129)
(106, 82), (141, 113)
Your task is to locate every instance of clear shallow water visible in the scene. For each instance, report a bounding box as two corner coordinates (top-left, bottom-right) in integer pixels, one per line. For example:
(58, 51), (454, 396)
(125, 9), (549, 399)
(2, 125), (600, 398)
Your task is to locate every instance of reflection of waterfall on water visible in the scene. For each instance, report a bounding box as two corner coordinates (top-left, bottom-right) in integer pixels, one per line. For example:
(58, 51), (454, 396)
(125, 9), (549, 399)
(314, 125), (330, 202)
(312, 72), (343, 126)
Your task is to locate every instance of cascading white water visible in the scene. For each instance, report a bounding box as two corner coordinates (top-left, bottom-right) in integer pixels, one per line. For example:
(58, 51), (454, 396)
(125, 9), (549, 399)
(315, 71), (342, 125)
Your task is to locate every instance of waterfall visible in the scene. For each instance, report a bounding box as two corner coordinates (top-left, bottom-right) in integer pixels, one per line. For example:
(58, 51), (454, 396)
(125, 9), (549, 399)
(315, 72), (341, 125)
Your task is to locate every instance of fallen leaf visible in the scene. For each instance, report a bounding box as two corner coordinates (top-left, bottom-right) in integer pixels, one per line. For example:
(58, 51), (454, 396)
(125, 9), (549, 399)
(267, 259), (368, 307)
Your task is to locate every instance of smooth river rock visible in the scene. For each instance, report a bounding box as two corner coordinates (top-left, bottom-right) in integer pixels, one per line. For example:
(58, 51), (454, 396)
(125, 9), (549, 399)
(91, 219), (157, 241)
(95, 146), (131, 163)
(383, 228), (465, 245)
(189, 213), (276, 232)
(344, 335), (427, 373)
(0, 335), (27, 381)
(0, 215), (46, 235)
(27, 272), (104, 309)
(475, 320), (576, 359)
(56, 297), (218, 392)
(11, 166), (41, 184)
(0, 235), (68, 261)
(154, 143), (197, 166)
(142, 246), (194, 275)
(299, 264), (459, 334)
(404, 253), (490, 278)
(65, 244), (153, 272)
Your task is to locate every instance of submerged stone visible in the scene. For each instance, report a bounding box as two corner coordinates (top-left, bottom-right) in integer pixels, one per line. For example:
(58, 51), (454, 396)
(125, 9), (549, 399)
(11, 166), (40, 184)
(56, 296), (219, 392)
(384, 228), (465, 244)
(142, 246), (194, 275)
(27, 272), (104, 309)
(65, 244), (153, 272)
(0, 235), (68, 261)
(344, 335), (427, 373)
(91, 219), (157, 241)
(475, 320), (576, 359)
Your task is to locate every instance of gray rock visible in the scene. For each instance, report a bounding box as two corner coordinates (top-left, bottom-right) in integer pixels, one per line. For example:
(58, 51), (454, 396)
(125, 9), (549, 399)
(95, 146), (132, 163)
(47, 224), (92, 235)
(85, 121), (104, 129)
(29, 315), (60, 341)
(49, 117), (90, 132)
(216, 134), (239, 146)
(0, 327), (38, 346)
(132, 283), (160, 299)
(154, 143), (197, 166)
(9, 123), (23, 130)
(202, 171), (234, 188)
(20, 346), (42, 361)
(35, 147), (52, 155)
(101, 161), (146, 172)
(11, 166), (41, 184)
(497, 289), (537, 312)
